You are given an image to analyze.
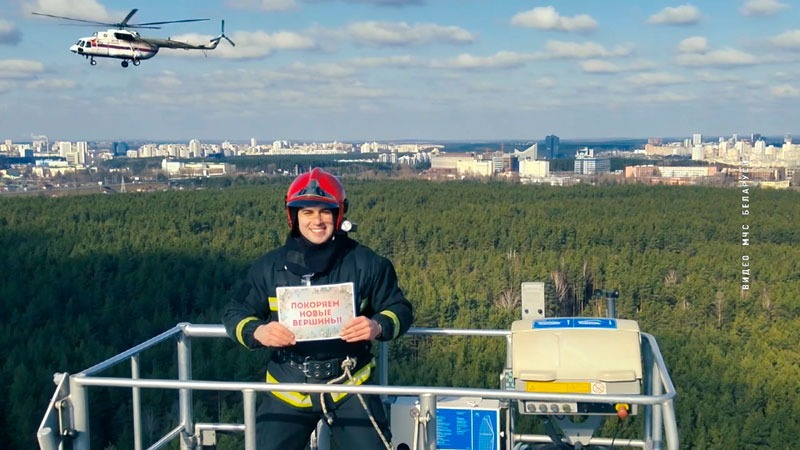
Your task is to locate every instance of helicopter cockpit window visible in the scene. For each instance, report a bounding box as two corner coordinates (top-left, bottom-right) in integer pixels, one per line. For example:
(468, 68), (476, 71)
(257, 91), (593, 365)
(114, 32), (135, 42)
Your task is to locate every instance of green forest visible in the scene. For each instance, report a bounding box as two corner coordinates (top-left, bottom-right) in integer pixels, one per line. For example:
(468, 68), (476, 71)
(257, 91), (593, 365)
(1, 179), (798, 449)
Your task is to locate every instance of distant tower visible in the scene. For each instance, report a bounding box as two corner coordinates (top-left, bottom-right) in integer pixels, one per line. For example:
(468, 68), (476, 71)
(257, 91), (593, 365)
(57, 141), (72, 158)
(544, 135), (560, 159)
(692, 133), (702, 146)
(113, 141), (129, 156)
(120, 176), (126, 193)
(189, 139), (201, 158)
(250, 137), (257, 148)
(75, 141), (88, 165)
(751, 133), (762, 143)
(785, 133), (792, 144)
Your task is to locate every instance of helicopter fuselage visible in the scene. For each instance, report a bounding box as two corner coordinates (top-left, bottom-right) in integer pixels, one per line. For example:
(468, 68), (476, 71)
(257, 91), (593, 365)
(69, 29), (158, 64)
(36, 9), (231, 68)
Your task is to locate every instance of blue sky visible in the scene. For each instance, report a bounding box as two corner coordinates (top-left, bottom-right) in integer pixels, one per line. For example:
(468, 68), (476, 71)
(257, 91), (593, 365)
(1, 0), (799, 141)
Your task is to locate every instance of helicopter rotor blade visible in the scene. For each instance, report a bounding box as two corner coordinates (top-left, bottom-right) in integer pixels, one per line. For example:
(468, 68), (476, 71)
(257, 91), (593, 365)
(118, 9), (138, 27)
(31, 12), (113, 26)
(219, 20), (235, 46)
(135, 18), (209, 26)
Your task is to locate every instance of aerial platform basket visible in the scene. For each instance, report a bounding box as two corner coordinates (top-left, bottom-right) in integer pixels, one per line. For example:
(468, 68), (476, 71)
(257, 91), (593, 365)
(37, 321), (678, 450)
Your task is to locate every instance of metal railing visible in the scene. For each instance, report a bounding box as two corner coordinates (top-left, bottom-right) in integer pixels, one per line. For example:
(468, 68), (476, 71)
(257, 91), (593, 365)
(37, 323), (678, 450)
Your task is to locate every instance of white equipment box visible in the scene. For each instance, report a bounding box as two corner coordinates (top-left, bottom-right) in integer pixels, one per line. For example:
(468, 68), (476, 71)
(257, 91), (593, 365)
(511, 318), (642, 415)
(390, 397), (502, 450)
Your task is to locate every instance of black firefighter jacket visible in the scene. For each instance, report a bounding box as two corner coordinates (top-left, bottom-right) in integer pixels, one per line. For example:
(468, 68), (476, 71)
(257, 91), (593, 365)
(222, 235), (414, 406)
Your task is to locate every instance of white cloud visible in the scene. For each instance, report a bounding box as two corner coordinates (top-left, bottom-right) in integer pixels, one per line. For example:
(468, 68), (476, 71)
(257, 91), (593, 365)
(772, 71), (800, 80)
(312, 0), (421, 4)
(226, 0), (297, 11)
(770, 84), (800, 97)
(632, 91), (696, 103)
(580, 59), (655, 74)
(286, 62), (356, 79)
(696, 71), (740, 83)
(770, 30), (800, 50)
(24, 0), (120, 22)
(143, 72), (184, 89)
(740, 0), (789, 17)
(626, 72), (688, 85)
(0, 59), (45, 79)
(468, 81), (510, 93)
(678, 36), (709, 53)
(350, 55), (420, 67)
(25, 78), (77, 90)
(676, 48), (758, 66)
(648, 5), (701, 25)
(533, 77), (556, 88)
(544, 40), (634, 59)
(165, 30), (315, 59)
(431, 51), (536, 70)
(628, 60), (657, 71)
(510, 6), (597, 33)
(0, 19), (21, 45)
(343, 21), (474, 46)
(581, 60), (621, 73)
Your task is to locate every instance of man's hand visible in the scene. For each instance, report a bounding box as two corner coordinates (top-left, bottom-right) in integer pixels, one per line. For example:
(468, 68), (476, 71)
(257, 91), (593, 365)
(254, 322), (296, 347)
(340, 316), (382, 342)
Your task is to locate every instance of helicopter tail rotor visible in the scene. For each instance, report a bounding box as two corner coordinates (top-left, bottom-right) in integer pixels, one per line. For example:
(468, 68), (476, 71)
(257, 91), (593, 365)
(211, 20), (235, 47)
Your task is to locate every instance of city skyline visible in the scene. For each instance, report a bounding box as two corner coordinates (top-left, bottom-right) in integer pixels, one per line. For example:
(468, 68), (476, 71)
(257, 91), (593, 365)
(1, 0), (799, 141)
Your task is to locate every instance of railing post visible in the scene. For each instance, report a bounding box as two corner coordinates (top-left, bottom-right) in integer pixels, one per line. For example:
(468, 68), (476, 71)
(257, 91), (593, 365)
(418, 394), (437, 450)
(651, 354), (663, 450)
(379, 341), (389, 386)
(642, 340), (654, 447)
(243, 389), (257, 450)
(70, 376), (90, 450)
(505, 333), (513, 370)
(662, 398), (679, 450)
(131, 354), (143, 450)
(177, 326), (194, 449)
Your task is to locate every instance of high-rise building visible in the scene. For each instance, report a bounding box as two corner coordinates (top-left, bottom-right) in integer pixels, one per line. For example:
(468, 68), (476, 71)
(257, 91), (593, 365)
(519, 159), (549, 177)
(189, 139), (201, 157)
(574, 148), (610, 174)
(57, 141), (72, 158)
(250, 138), (257, 148)
(751, 133), (762, 143)
(692, 134), (702, 146)
(544, 135), (560, 159)
(75, 141), (88, 165)
(113, 142), (129, 156)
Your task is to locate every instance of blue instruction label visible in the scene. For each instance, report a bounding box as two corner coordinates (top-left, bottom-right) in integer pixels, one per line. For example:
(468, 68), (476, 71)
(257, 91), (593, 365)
(437, 407), (499, 450)
(533, 318), (617, 329)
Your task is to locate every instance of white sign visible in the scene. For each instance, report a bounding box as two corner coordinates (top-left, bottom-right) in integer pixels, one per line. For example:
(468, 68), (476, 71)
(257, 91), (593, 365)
(276, 282), (356, 342)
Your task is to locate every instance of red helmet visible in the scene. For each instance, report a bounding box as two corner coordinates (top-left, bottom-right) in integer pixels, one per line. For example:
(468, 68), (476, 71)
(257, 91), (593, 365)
(285, 168), (348, 229)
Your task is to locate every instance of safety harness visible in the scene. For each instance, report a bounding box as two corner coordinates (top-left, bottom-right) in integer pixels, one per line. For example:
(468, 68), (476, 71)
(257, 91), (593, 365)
(321, 357), (392, 450)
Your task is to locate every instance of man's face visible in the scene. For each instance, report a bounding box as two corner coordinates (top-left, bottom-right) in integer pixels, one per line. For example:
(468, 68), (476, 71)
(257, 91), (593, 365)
(297, 205), (335, 244)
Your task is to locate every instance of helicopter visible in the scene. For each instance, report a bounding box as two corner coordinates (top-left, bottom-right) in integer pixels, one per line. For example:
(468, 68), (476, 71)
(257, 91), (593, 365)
(32, 9), (235, 68)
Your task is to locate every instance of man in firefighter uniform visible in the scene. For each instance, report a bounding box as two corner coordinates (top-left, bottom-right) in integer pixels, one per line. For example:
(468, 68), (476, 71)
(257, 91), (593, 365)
(223, 168), (413, 449)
